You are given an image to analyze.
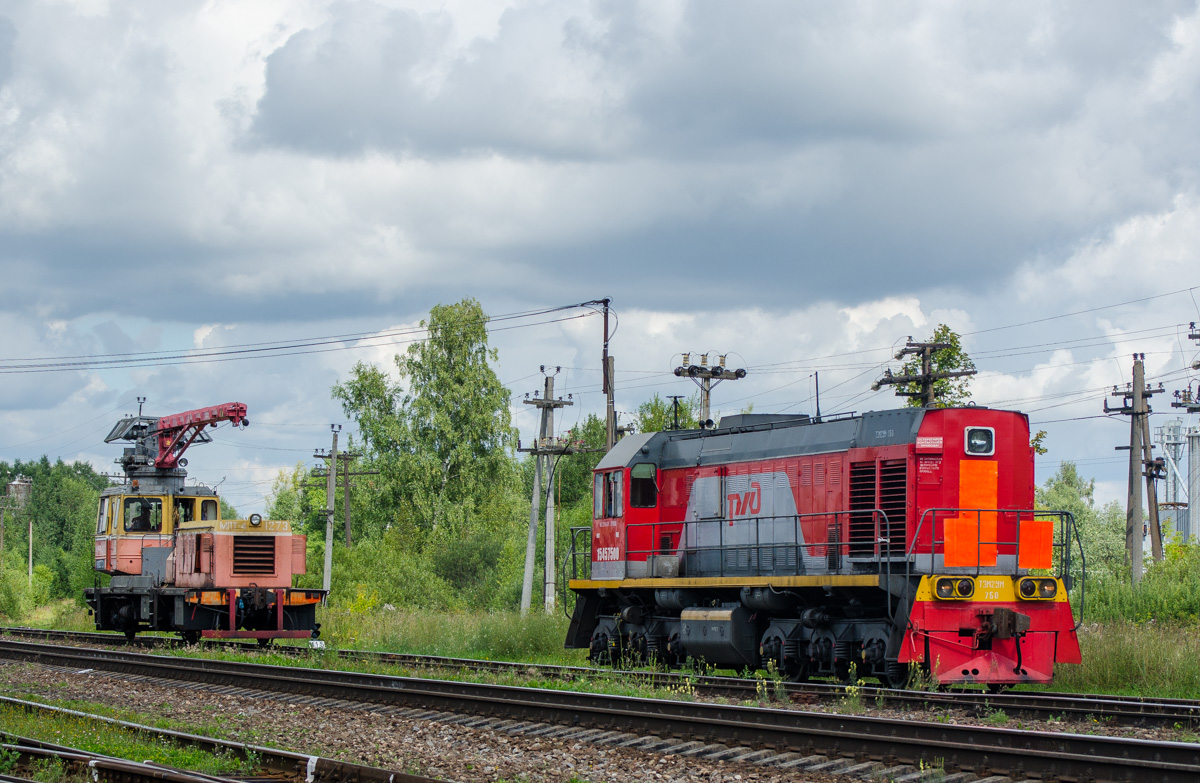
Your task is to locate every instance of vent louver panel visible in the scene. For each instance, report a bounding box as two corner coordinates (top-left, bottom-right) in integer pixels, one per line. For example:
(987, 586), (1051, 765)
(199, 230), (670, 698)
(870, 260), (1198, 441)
(233, 536), (275, 575)
(878, 459), (908, 556)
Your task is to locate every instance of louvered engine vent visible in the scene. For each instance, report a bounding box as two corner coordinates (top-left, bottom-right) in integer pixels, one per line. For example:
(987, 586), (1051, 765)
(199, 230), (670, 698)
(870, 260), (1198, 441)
(232, 536), (275, 575)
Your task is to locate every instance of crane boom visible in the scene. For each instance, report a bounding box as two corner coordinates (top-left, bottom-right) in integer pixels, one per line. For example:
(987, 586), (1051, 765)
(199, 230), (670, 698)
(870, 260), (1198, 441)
(155, 402), (248, 469)
(105, 401), (249, 476)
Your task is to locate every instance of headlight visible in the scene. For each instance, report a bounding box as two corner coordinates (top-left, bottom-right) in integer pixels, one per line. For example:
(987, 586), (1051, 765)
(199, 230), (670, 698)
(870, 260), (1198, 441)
(935, 577), (975, 599)
(249, 513), (262, 527)
(965, 427), (995, 456)
(1018, 577), (1057, 600)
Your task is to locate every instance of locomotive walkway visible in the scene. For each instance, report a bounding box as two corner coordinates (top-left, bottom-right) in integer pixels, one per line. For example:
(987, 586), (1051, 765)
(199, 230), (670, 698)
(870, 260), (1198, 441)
(4, 626), (1198, 730)
(1, 637), (1197, 783)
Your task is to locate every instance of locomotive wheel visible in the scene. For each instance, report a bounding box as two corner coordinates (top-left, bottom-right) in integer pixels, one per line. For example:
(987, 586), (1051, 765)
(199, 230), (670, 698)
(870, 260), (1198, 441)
(881, 661), (911, 689)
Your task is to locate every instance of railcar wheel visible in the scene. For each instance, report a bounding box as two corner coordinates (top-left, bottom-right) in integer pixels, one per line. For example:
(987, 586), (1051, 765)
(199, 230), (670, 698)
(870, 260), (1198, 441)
(986, 683), (1010, 694)
(257, 637), (274, 648)
(180, 630), (201, 646)
(123, 628), (137, 643)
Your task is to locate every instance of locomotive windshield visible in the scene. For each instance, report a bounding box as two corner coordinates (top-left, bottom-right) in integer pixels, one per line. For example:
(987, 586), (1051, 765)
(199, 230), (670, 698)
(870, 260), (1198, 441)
(630, 463), (657, 508)
(123, 497), (163, 532)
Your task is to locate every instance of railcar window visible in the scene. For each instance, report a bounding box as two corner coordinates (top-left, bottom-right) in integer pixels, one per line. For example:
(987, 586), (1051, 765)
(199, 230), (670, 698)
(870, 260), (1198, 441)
(96, 498), (109, 535)
(174, 498), (195, 525)
(630, 463), (658, 508)
(123, 497), (163, 533)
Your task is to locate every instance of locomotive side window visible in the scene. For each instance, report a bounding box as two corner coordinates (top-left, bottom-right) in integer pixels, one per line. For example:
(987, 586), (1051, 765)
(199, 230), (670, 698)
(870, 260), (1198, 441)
(96, 498), (109, 535)
(201, 499), (218, 521)
(594, 474), (604, 519)
(964, 427), (995, 456)
(630, 463), (658, 508)
(123, 497), (163, 533)
(609, 471), (623, 517)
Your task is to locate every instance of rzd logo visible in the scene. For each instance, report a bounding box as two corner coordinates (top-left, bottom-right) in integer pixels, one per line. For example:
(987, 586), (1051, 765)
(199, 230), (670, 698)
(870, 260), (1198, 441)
(727, 481), (762, 520)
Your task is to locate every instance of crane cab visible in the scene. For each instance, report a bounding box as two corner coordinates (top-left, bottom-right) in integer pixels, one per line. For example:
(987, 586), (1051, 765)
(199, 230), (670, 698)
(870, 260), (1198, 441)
(93, 484), (221, 580)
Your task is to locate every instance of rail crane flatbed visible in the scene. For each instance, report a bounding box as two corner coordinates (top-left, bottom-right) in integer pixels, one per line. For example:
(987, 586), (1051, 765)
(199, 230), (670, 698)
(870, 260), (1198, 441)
(85, 402), (324, 644)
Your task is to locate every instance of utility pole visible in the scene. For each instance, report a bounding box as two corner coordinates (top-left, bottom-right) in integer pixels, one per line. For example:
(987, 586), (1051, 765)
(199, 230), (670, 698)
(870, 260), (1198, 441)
(601, 298), (616, 451)
(518, 369), (590, 613)
(673, 353), (747, 427)
(872, 337), (977, 407)
(316, 425), (339, 593)
(310, 450), (376, 546)
(1106, 354), (1165, 583)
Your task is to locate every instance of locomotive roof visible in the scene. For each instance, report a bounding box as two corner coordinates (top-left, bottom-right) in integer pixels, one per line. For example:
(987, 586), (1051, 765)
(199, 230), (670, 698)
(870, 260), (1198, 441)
(596, 408), (927, 470)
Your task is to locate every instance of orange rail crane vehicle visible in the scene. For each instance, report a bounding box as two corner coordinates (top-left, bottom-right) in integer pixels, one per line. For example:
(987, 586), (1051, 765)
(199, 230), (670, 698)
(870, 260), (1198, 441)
(85, 402), (324, 644)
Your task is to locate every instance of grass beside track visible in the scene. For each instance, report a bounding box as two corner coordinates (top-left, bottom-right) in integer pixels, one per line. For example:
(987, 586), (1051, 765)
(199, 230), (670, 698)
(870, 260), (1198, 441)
(0, 702), (256, 776)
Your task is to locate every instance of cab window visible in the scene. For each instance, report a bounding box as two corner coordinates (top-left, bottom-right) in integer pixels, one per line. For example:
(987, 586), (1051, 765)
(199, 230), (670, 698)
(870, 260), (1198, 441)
(593, 470), (624, 519)
(630, 463), (658, 508)
(174, 498), (196, 525)
(96, 498), (109, 535)
(124, 497), (163, 533)
(201, 499), (218, 521)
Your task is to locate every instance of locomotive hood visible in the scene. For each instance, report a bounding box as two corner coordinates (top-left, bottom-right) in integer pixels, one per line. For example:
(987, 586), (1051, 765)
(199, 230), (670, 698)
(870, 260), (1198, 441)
(597, 409), (930, 471)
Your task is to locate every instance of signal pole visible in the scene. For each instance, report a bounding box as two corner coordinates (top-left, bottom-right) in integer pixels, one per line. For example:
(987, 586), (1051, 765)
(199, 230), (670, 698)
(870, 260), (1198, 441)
(1106, 354), (1166, 583)
(872, 338), (977, 407)
(601, 299), (616, 451)
(673, 353), (747, 427)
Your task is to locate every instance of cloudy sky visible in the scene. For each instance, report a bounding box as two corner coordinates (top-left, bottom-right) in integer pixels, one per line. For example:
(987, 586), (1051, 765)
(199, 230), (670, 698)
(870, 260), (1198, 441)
(2, 0), (1200, 515)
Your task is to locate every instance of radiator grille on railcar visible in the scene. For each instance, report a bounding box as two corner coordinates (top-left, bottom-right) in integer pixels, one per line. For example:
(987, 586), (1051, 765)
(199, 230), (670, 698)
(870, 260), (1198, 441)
(232, 536), (275, 575)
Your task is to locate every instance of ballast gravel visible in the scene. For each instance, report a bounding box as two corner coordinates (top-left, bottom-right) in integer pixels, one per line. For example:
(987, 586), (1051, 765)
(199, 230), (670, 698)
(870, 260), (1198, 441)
(0, 660), (856, 783)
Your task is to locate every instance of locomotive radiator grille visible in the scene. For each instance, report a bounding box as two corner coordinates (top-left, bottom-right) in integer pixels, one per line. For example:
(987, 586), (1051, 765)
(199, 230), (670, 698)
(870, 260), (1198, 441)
(878, 459), (908, 556)
(232, 536), (275, 575)
(848, 462), (877, 556)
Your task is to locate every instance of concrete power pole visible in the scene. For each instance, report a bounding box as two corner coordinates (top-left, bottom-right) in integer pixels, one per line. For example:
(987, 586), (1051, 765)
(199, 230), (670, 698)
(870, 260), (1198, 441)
(518, 370), (596, 613)
(602, 298), (616, 451)
(317, 425), (340, 594)
(1106, 354), (1165, 584)
(673, 353), (747, 426)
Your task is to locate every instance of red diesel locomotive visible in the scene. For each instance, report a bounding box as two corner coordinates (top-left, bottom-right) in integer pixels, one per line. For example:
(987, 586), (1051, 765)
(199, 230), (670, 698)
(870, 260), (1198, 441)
(565, 406), (1082, 687)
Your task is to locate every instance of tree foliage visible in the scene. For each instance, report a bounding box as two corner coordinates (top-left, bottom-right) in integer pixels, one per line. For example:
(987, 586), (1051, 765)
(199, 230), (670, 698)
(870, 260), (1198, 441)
(333, 298), (518, 534)
(636, 392), (699, 432)
(899, 324), (976, 408)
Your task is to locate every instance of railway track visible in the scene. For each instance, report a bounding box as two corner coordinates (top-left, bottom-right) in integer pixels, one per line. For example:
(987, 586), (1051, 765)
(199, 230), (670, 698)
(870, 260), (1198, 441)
(1, 693), (445, 783)
(5, 625), (1199, 730)
(1, 637), (1198, 782)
